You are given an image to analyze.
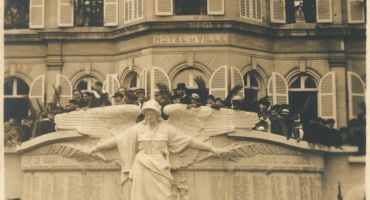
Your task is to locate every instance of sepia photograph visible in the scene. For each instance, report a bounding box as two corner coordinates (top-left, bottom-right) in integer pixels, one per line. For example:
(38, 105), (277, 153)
(1, 0), (367, 199)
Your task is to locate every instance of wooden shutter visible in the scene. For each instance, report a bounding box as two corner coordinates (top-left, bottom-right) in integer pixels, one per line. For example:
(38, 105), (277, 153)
(231, 67), (245, 98)
(155, 0), (173, 16)
(104, 0), (118, 26)
(57, 0), (74, 27)
(318, 72), (336, 122)
(316, 0), (333, 23)
(348, 0), (365, 23)
(253, 0), (262, 19)
(137, 0), (144, 19)
(208, 0), (225, 15)
(29, 0), (45, 28)
(56, 74), (73, 107)
(29, 75), (45, 110)
(347, 72), (365, 119)
(240, 0), (247, 17)
(124, 0), (131, 22)
(270, 0), (285, 23)
(104, 74), (121, 98)
(209, 65), (228, 99)
(140, 68), (148, 97)
(267, 72), (288, 105)
(150, 67), (171, 99)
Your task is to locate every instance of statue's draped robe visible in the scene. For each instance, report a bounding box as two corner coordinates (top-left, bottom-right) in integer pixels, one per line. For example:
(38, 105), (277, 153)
(115, 122), (193, 200)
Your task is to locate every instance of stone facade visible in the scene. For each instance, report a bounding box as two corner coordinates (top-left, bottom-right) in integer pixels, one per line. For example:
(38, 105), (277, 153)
(4, 0), (366, 128)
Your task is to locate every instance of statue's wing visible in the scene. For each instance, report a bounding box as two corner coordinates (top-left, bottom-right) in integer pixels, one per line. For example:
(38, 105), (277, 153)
(55, 105), (141, 138)
(164, 104), (259, 138)
(164, 104), (259, 169)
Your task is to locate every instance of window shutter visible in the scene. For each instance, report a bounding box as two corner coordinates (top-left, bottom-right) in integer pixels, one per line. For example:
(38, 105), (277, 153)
(240, 0), (247, 17)
(155, 0), (173, 16)
(104, 0), (118, 26)
(270, 0), (286, 23)
(208, 0), (225, 15)
(29, 0), (45, 28)
(348, 0), (365, 23)
(231, 67), (245, 98)
(150, 67), (171, 99)
(347, 72), (365, 119)
(137, 0), (144, 18)
(267, 72), (288, 105)
(29, 75), (45, 110)
(57, 0), (74, 27)
(316, 0), (333, 23)
(209, 65), (228, 99)
(104, 74), (121, 100)
(124, 0), (130, 22)
(253, 0), (262, 19)
(318, 72), (336, 122)
(56, 74), (73, 107)
(140, 68), (148, 97)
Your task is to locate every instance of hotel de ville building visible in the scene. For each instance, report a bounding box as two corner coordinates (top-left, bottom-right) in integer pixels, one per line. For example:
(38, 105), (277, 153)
(4, 0), (366, 129)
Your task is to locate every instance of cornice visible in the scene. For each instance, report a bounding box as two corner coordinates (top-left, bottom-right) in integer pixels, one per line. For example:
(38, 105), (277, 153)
(4, 20), (366, 42)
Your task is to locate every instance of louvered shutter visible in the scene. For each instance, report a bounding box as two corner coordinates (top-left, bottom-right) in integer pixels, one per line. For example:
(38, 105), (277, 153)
(253, 0), (262, 19)
(208, 0), (225, 15)
(150, 67), (171, 99)
(155, 0), (173, 16)
(240, 0), (247, 17)
(347, 72), (365, 119)
(348, 0), (365, 23)
(57, 0), (74, 27)
(29, 75), (45, 110)
(231, 67), (245, 98)
(56, 74), (73, 107)
(209, 65), (228, 99)
(316, 0), (333, 23)
(104, 74), (121, 99)
(124, 0), (131, 22)
(318, 72), (336, 122)
(137, 0), (144, 18)
(267, 72), (288, 105)
(30, 0), (45, 28)
(104, 0), (118, 26)
(270, 0), (285, 23)
(140, 68), (148, 97)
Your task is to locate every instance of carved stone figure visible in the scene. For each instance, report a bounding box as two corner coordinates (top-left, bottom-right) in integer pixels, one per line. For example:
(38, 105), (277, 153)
(53, 100), (260, 199)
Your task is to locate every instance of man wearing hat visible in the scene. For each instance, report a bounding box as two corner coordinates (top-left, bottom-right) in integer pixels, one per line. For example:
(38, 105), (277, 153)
(206, 95), (216, 108)
(135, 88), (149, 107)
(174, 83), (191, 104)
(112, 92), (125, 105)
(38, 112), (55, 136)
(231, 95), (243, 110)
(187, 93), (202, 109)
(88, 81), (112, 108)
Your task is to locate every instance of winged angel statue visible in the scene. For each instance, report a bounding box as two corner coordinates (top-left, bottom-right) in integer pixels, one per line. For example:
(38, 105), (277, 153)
(54, 100), (259, 200)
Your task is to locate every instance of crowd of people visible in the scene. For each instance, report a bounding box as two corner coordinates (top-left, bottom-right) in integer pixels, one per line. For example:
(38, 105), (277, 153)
(4, 78), (366, 155)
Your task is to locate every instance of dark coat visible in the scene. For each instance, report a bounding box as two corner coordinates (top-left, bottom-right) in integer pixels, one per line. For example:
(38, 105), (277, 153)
(88, 91), (112, 108)
(179, 95), (191, 104)
(38, 119), (55, 136)
(19, 124), (32, 142)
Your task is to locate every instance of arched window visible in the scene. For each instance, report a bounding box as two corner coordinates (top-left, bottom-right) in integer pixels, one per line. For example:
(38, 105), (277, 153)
(288, 73), (318, 123)
(244, 70), (262, 102)
(122, 71), (140, 90)
(172, 67), (209, 90)
(74, 75), (100, 92)
(4, 77), (30, 122)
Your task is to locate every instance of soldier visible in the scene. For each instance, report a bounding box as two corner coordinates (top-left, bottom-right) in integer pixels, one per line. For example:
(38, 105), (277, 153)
(88, 81), (112, 108)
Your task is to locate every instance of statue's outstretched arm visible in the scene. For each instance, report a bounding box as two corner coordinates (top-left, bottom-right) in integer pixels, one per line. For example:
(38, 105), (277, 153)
(89, 137), (117, 154)
(189, 138), (221, 156)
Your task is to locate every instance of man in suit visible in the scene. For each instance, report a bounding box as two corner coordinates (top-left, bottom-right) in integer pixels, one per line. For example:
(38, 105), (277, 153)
(88, 81), (112, 108)
(19, 118), (32, 142)
(173, 83), (191, 104)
